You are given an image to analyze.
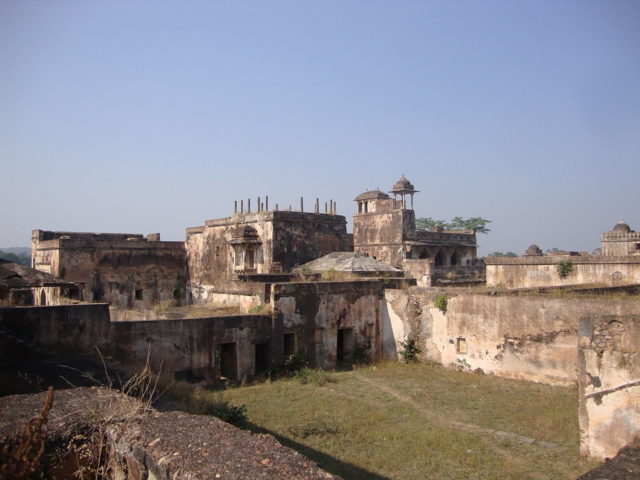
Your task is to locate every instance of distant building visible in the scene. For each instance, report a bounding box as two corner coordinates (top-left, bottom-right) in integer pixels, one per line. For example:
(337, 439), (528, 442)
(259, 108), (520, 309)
(353, 176), (477, 268)
(601, 220), (640, 256)
(31, 230), (186, 309)
(0, 258), (80, 307)
(185, 207), (349, 303)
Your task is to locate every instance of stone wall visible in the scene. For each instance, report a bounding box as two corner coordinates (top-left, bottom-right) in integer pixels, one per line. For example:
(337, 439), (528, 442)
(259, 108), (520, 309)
(0, 304), (111, 360)
(383, 288), (640, 385)
(273, 280), (387, 368)
(0, 304), (274, 383)
(578, 314), (640, 459)
(486, 255), (640, 289)
(110, 315), (274, 382)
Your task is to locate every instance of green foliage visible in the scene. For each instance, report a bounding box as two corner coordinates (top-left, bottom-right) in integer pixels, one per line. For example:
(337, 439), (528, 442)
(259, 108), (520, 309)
(284, 353), (308, 374)
(353, 344), (371, 365)
(488, 251), (518, 258)
(399, 337), (421, 363)
(450, 358), (472, 372)
(556, 261), (573, 279)
(415, 217), (447, 231)
(288, 418), (339, 438)
(434, 294), (448, 314)
(415, 217), (491, 234)
(294, 367), (337, 386)
(212, 403), (247, 426)
(0, 251), (31, 266)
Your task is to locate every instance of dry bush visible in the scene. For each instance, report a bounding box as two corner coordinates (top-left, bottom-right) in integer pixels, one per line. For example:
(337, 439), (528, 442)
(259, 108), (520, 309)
(0, 387), (54, 479)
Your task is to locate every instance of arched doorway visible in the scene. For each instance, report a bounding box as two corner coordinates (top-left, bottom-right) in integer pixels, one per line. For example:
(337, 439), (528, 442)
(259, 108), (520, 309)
(40, 290), (47, 306)
(419, 250), (429, 259)
(435, 251), (445, 267)
(451, 252), (459, 266)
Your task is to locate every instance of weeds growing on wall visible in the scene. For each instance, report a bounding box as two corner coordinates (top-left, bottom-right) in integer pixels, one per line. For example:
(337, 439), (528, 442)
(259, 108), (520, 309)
(434, 294), (448, 313)
(556, 261), (573, 279)
(399, 337), (421, 363)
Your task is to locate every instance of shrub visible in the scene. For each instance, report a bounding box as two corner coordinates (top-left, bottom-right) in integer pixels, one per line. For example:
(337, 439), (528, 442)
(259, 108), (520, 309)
(288, 418), (339, 438)
(434, 294), (448, 313)
(399, 338), (421, 363)
(284, 353), (308, 374)
(294, 368), (337, 386)
(353, 344), (371, 365)
(556, 261), (573, 279)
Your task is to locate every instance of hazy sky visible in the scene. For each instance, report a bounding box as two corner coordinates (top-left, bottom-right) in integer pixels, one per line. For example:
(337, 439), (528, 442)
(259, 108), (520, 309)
(2, 1), (639, 255)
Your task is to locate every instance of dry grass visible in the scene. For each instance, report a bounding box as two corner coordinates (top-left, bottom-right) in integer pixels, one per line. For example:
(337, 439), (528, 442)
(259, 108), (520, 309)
(213, 362), (600, 480)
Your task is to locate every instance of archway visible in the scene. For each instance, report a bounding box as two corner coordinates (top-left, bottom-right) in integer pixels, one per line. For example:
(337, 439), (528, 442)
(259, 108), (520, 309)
(40, 290), (47, 306)
(451, 252), (459, 266)
(435, 251), (445, 267)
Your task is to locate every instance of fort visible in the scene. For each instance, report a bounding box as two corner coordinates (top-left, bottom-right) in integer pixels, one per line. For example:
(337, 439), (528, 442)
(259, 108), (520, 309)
(1, 175), (639, 477)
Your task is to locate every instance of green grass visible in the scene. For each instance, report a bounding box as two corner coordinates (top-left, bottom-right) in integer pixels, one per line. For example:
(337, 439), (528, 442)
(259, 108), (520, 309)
(191, 362), (600, 479)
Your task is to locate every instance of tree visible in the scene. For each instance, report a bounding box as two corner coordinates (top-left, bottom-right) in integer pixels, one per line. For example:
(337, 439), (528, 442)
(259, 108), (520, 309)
(415, 217), (491, 234)
(0, 251), (31, 266)
(415, 217), (447, 231)
(488, 251), (518, 258)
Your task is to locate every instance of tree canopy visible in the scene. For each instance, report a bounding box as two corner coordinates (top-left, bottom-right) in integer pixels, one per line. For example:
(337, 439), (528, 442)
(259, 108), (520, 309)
(415, 217), (491, 234)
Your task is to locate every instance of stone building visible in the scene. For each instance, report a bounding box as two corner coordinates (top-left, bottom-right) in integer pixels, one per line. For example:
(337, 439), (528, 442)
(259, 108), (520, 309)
(31, 230), (187, 309)
(185, 206), (349, 303)
(0, 259), (80, 307)
(353, 176), (477, 268)
(601, 220), (640, 256)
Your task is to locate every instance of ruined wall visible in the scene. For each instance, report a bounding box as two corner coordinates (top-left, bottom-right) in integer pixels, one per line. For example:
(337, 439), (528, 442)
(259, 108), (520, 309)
(384, 289), (640, 385)
(578, 315), (640, 459)
(273, 281), (386, 368)
(0, 304), (111, 360)
(110, 315), (274, 382)
(486, 255), (640, 288)
(402, 259), (433, 286)
(32, 231), (187, 310)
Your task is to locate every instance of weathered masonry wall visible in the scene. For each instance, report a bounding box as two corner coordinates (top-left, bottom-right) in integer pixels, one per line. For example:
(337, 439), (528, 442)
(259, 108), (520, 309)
(486, 255), (640, 289)
(0, 305), (274, 383)
(578, 315), (640, 459)
(110, 315), (273, 382)
(0, 304), (111, 360)
(186, 211), (348, 303)
(273, 281), (387, 368)
(384, 289), (640, 385)
(32, 230), (187, 309)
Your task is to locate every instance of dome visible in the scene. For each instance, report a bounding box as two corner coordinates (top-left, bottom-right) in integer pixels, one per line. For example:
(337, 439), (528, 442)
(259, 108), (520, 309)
(355, 190), (390, 201)
(390, 175), (417, 194)
(612, 220), (631, 233)
(524, 244), (543, 256)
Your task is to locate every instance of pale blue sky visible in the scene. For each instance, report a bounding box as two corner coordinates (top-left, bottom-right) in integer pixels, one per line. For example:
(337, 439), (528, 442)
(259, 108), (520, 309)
(1, 1), (639, 255)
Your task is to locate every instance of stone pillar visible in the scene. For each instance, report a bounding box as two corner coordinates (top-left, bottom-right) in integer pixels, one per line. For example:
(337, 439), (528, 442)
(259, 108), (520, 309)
(240, 200), (244, 214)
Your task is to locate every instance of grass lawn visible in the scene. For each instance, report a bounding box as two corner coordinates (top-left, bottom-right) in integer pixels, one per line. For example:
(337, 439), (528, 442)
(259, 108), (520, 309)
(198, 362), (600, 479)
